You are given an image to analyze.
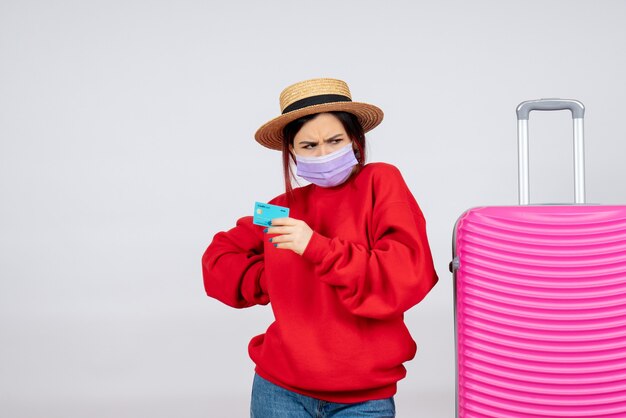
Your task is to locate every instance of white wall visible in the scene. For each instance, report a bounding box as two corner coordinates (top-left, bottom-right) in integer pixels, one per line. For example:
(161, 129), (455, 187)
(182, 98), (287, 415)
(2, 1), (626, 417)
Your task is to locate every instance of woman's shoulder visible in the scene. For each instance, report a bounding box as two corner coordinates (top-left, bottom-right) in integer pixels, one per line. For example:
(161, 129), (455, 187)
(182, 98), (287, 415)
(360, 162), (418, 206)
(268, 192), (289, 207)
(267, 184), (313, 207)
(360, 162), (406, 183)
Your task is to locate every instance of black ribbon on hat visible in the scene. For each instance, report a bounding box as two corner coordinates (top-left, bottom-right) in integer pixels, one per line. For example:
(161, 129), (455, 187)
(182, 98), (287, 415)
(282, 94), (351, 114)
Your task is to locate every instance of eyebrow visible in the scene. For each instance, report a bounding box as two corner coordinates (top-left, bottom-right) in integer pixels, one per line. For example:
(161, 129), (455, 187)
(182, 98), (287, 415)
(298, 133), (344, 145)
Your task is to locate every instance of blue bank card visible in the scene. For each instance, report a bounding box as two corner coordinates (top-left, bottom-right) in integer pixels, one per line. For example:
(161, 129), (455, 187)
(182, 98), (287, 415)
(253, 202), (289, 227)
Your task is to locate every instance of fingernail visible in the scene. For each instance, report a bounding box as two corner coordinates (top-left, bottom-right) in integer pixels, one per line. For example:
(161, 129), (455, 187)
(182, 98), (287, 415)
(273, 243), (278, 248)
(268, 238), (272, 243)
(263, 228), (268, 233)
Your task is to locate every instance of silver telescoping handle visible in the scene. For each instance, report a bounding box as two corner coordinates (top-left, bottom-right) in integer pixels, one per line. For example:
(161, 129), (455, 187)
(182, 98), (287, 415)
(515, 99), (586, 205)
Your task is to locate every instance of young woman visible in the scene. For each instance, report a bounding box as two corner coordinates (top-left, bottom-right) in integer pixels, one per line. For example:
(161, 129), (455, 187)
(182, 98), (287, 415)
(202, 78), (438, 417)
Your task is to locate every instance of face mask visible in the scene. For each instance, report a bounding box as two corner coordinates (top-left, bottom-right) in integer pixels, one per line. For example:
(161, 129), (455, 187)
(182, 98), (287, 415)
(295, 142), (358, 188)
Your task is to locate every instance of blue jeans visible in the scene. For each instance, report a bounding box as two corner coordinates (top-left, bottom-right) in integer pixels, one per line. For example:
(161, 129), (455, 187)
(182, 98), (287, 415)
(250, 374), (396, 418)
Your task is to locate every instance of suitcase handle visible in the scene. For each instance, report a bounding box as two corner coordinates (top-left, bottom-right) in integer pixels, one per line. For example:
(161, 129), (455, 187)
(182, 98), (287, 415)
(515, 98), (586, 205)
(516, 99), (585, 120)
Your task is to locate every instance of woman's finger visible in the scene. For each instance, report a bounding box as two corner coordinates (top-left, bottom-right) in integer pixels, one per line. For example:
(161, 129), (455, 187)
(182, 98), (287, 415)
(269, 234), (291, 244)
(270, 217), (297, 226)
(264, 226), (293, 235)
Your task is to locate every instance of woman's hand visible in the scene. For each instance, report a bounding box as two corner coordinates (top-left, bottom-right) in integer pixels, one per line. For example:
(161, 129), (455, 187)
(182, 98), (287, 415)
(265, 217), (313, 256)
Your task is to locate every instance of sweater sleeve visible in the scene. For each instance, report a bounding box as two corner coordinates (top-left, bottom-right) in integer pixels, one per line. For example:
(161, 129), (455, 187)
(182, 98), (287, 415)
(202, 216), (269, 308)
(301, 182), (438, 320)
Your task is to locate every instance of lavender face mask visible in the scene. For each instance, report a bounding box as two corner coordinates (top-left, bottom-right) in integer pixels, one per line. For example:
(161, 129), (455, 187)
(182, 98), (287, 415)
(295, 142), (358, 188)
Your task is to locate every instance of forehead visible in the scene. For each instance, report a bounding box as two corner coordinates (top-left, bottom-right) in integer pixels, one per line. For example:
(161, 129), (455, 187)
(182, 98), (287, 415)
(294, 113), (346, 142)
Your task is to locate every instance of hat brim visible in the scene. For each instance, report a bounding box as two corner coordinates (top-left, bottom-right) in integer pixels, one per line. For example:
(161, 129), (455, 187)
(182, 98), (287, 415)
(254, 101), (384, 151)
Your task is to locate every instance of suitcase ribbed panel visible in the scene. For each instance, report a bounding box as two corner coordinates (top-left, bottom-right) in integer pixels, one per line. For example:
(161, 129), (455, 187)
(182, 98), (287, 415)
(455, 206), (626, 417)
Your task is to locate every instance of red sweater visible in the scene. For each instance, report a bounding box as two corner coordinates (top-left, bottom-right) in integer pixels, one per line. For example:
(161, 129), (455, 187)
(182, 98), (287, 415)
(202, 162), (438, 403)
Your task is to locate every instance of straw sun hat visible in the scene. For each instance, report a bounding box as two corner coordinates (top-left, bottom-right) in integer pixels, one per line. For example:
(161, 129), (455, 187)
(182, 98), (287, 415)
(254, 78), (384, 150)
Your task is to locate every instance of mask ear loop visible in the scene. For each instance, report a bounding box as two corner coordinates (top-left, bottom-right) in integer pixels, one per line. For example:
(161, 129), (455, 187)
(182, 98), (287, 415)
(351, 139), (364, 166)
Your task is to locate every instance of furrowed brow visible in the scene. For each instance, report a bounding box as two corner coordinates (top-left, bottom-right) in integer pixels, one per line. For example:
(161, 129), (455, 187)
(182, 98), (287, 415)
(324, 134), (344, 142)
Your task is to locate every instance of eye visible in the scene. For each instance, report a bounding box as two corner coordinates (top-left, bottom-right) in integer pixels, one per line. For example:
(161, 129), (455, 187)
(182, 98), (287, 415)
(301, 143), (316, 149)
(331, 139), (343, 144)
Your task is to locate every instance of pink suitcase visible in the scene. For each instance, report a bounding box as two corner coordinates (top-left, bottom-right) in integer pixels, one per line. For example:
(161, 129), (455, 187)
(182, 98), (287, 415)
(451, 99), (626, 417)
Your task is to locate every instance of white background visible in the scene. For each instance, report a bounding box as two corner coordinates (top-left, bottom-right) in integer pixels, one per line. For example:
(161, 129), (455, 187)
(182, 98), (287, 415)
(2, 1), (626, 417)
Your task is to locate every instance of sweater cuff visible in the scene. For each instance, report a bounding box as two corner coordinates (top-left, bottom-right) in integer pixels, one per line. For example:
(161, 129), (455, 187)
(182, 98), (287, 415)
(302, 231), (332, 264)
